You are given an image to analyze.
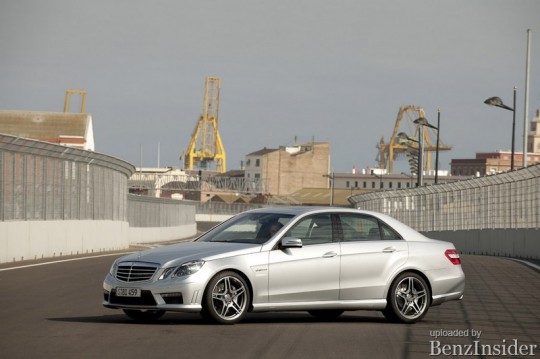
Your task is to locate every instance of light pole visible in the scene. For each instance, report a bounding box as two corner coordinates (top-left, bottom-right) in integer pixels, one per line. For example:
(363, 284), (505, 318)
(323, 172), (335, 206)
(435, 110), (441, 184)
(484, 87), (517, 171)
(413, 117), (439, 186)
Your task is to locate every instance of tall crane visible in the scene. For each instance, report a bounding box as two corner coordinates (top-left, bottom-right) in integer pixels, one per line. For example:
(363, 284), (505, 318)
(64, 89), (87, 113)
(377, 106), (451, 174)
(183, 77), (227, 173)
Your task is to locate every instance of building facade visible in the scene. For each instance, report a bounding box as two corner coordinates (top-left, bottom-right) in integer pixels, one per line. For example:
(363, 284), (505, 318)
(331, 172), (468, 191)
(0, 110), (95, 151)
(451, 109), (540, 176)
(450, 151), (540, 176)
(528, 109), (540, 153)
(245, 142), (330, 195)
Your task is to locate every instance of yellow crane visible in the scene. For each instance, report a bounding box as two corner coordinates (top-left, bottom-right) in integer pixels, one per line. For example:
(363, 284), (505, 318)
(183, 77), (227, 173)
(64, 89), (87, 112)
(377, 106), (451, 174)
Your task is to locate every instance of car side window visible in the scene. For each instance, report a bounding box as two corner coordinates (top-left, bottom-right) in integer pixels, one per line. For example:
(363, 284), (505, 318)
(380, 222), (402, 240)
(339, 214), (381, 241)
(339, 214), (403, 241)
(285, 214), (333, 245)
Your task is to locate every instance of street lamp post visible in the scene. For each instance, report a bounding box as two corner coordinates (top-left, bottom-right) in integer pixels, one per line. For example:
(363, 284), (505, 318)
(435, 110), (441, 184)
(323, 172), (335, 206)
(418, 126), (424, 187)
(484, 87), (517, 171)
(413, 117), (439, 186)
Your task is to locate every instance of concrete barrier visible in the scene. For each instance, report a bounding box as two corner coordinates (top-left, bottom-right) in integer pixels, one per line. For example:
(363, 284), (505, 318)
(128, 223), (197, 244)
(0, 220), (129, 263)
(424, 229), (540, 260)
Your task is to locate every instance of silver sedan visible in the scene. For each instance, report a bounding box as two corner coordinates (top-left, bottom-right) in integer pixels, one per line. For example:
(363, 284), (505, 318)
(103, 207), (465, 324)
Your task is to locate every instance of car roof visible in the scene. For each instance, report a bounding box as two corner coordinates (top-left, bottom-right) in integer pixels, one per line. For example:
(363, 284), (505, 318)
(245, 206), (376, 216)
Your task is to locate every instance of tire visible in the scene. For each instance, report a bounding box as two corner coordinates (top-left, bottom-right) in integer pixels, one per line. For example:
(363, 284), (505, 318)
(308, 310), (344, 320)
(202, 271), (250, 324)
(384, 272), (430, 324)
(123, 309), (165, 321)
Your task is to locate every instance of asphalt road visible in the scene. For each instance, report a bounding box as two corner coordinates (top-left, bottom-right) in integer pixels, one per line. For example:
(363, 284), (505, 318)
(0, 254), (538, 359)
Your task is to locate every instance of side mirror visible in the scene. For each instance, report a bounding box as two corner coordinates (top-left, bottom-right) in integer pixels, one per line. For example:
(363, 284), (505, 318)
(280, 237), (303, 248)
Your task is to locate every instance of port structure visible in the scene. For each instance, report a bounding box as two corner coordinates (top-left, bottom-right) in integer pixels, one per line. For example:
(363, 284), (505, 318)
(64, 89), (87, 113)
(377, 106), (451, 174)
(184, 77), (226, 173)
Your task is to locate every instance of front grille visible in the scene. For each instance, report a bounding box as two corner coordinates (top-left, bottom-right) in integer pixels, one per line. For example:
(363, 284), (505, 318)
(109, 289), (157, 306)
(115, 262), (158, 282)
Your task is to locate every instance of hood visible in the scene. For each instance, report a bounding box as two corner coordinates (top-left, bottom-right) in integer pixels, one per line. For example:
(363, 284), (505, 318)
(116, 241), (261, 267)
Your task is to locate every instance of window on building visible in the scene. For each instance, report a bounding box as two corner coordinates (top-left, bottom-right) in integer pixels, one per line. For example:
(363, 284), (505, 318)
(389, 182), (393, 189)
(354, 181), (358, 188)
(254, 173), (260, 179)
(372, 182), (375, 188)
(246, 159), (251, 166)
(346, 181), (350, 188)
(398, 182), (402, 189)
(406, 183), (410, 188)
(255, 159), (260, 167)
(363, 181), (367, 188)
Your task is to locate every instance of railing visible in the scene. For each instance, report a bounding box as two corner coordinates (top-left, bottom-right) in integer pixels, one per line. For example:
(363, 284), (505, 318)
(0, 134), (134, 222)
(128, 194), (195, 228)
(129, 172), (268, 195)
(195, 201), (267, 216)
(349, 164), (540, 232)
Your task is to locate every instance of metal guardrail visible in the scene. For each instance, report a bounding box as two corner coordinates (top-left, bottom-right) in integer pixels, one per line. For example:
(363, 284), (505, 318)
(0, 134), (134, 222)
(349, 164), (540, 231)
(195, 201), (267, 216)
(129, 173), (268, 194)
(128, 194), (196, 227)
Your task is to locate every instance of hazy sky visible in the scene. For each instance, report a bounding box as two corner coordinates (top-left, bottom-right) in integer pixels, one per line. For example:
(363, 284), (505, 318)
(1, 0), (539, 173)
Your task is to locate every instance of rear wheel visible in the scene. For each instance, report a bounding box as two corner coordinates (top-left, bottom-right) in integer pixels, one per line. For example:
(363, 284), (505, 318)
(384, 272), (430, 324)
(202, 271), (250, 324)
(308, 310), (344, 320)
(123, 309), (165, 321)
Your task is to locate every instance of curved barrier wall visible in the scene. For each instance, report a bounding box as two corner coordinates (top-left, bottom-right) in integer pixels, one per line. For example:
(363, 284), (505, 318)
(0, 134), (134, 262)
(349, 164), (540, 259)
(0, 134), (197, 263)
(128, 194), (196, 244)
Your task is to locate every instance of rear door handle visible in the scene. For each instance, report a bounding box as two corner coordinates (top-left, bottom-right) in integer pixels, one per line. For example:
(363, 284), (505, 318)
(323, 251), (338, 258)
(383, 247), (396, 253)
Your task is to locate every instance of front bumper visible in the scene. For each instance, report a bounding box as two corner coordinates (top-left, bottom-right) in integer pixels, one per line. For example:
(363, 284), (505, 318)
(102, 273), (204, 313)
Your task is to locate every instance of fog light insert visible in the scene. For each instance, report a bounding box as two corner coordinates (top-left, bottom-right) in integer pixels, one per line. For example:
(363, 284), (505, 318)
(103, 290), (110, 301)
(161, 292), (183, 305)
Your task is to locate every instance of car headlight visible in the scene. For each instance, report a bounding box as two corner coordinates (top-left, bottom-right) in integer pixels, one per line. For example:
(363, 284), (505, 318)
(109, 261), (118, 276)
(159, 260), (205, 280)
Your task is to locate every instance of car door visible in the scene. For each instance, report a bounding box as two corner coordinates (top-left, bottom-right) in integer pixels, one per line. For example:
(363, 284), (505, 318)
(268, 213), (340, 303)
(337, 213), (408, 300)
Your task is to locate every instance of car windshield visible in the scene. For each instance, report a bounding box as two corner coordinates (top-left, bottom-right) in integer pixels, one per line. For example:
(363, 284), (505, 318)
(197, 212), (295, 244)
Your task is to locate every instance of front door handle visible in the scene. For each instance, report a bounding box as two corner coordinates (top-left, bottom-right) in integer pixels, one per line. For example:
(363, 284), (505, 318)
(383, 247), (396, 253)
(323, 251), (338, 258)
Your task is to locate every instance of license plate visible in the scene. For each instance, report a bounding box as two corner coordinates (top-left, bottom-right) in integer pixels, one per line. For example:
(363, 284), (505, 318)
(116, 287), (141, 297)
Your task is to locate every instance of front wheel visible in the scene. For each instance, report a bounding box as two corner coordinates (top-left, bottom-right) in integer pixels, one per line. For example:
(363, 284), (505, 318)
(202, 271), (250, 324)
(123, 309), (165, 321)
(383, 272), (430, 324)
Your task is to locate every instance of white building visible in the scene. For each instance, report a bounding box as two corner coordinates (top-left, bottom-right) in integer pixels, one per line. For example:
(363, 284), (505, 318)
(0, 110), (95, 151)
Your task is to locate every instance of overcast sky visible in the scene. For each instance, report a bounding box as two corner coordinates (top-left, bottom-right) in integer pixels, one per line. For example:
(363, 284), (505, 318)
(1, 0), (539, 173)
